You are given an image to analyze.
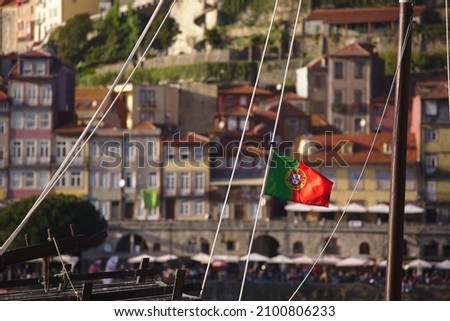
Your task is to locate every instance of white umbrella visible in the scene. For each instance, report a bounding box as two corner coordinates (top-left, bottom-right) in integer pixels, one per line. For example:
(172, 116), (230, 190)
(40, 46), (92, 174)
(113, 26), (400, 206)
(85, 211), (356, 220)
(191, 252), (211, 264)
(435, 259), (450, 270)
(269, 255), (293, 264)
(378, 259), (387, 267)
(336, 257), (374, 267)
(404, 204), (424, 214)
(127, 254), (156, 264)
(291, 255), (314, 265)
(345, 202), (367, 213)
(285, 202), (340, 213)
(316, 255), (342, 265)
(212, 254), (240, 263)
(155, 254), (178, 262)
(284, 203), (312, 212)
(367, 203), (390, 214)
(405, 258), (432, 269)
(240, 253), (269, 262)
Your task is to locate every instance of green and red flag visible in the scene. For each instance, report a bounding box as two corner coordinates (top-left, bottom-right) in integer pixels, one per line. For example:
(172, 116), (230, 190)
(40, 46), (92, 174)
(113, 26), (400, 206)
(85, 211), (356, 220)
(265, 152), (333, 207)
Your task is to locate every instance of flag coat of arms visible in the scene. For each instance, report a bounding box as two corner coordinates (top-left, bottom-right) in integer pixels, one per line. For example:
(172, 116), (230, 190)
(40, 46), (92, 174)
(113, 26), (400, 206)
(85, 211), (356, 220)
(265, 152), (333, 207)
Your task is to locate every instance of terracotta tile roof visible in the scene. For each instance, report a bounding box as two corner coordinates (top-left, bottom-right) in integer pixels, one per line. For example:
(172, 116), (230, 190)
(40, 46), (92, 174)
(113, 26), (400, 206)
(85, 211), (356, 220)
(133, 120), (157, 130)
(54, 121), (86, 134)
(19, 49), (54, 58)
(414, 80), (448, 100)
(222, 106), (249, 116)
(0, 90), (9, 101)
(219, 84), (272, 95)
(305, 55), (328, 68)
(293, 132), (417, 165)
(331, 42), (375, 57)
(306, 6), (425, 25)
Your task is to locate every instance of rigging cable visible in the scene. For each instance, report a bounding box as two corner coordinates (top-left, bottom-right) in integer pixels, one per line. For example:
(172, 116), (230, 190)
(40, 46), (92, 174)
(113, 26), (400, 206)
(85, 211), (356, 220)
(288, 4), (416, 301)
(0, 0), (168, 255)
(238, 0), (304, 301)
(199, 0), (280, 299)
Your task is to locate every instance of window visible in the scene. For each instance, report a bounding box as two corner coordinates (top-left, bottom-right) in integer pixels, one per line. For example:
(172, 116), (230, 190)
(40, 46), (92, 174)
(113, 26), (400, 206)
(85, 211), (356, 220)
(56, 141), (67, 159)
(180, 172), (190, 195)
(0, 121), (5, 134)
(89, 172), (98, 188)
(179, 147), (189, 160)
(349, 171), (363, 189)
(239, 95), (247, 106)
(354, 117), (365, 133)
(425, 128), (437, 142)
(227, 116), (237, 130)
(293, 241), (304, 254)
(405, 171), (416, 190)
(354, 61), (364, 78)
(24, 112), (36, 129)
(39, 140), (50, 162)
(218, 202), (229, 219)
(140, 89), (156, 107)
(23, 62), (33, 75)
(149, 172), (158, 187)
(39, 112), (50, 128)
(24, 172), (35, 188)
(167, 146), (175, 160)
(0, 172), (4, 187)
(125, 172), (135, 188)
(359, 242), (370, 255)
(99, 172), (109, 188)
(194, 172), (205, 194)
(249, 203), (261, 219)
(90, 141), (99, 158)
(70, 171), (82, 187)
(11, 171), (21, 188)
(354, 90), (363, 104)
(26, 141), (36, 159)
(180, 200), (190, 216)
(11, 140), (22, 163)
(194, 200), (204, 215)
(426, 181), (437, 201)
(40, 85), (52, 106)
(239, 117), (249, 130)
(36, 62), (46, 75)
(226, 241), (237, 251)
(26, 84), (38, 106)
(0, 146), (4, 166)
(11, 113), (23, 129)
(376, 171), (390, 189)
(37, 171), (49, 188)
(425, 100), (437, 116)
(334, 62), (343, 79)
(425, 154), (437, 174)
(165, 172), (175, 195)
(383, 142), (392, 154)
(11, 84), (23, 103)
(334, 90), (343, 104)
(333, 118), (343, 131)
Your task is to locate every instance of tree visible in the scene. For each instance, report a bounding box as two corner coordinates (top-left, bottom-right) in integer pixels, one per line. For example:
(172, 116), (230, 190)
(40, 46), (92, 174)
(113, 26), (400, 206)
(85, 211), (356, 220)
(0, 194), (107, 250)
(48, 13), (93, 67)
(142, 14), (180, 55)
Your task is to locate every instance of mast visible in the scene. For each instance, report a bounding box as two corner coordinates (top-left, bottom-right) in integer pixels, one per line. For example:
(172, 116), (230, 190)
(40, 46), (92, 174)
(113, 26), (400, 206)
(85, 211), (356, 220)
(385, 0), (414, 300)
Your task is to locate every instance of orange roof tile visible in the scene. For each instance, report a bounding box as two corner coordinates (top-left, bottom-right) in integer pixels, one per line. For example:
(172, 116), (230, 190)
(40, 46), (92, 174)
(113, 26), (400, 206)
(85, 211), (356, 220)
(331, 42), (375, 57)
(415, 80), (448, 100)
(294, 132), (417, 165)
(0, 90), (9, 100)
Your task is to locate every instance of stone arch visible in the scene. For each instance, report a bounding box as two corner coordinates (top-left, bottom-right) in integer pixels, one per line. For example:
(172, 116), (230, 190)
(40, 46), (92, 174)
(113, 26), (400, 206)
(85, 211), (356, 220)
(359, 242), (370, 255)
(293, 241), (304, 254)
(422, 240), (438, 258)
(251, 235), (280, 257)
(115, 233), (148, 253)
(200, 238), (210, 254)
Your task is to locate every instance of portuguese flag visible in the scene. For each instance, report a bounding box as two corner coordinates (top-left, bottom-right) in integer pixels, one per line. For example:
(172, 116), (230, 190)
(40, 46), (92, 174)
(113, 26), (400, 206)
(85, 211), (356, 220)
(265, 152), (333, 207)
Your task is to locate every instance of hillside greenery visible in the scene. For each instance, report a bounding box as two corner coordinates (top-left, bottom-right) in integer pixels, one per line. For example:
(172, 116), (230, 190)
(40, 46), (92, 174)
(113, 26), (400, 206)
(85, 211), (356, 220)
(48, 0), (448, 84)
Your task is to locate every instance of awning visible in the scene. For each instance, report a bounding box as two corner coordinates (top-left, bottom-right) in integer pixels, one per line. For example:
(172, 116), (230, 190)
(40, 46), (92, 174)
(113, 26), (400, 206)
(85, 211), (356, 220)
(284, 202), (340, 213)
(344, 202), (367, 213)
